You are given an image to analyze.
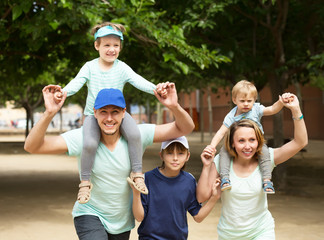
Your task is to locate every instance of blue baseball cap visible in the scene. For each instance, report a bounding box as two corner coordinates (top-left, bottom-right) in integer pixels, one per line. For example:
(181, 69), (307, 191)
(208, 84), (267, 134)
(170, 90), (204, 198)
(94, 25), (124, 41)
(94, 88), (126, 110)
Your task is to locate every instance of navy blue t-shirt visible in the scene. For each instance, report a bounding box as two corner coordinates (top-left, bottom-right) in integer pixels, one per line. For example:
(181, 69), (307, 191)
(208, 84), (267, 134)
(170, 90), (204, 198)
(138, 168), (201, 240)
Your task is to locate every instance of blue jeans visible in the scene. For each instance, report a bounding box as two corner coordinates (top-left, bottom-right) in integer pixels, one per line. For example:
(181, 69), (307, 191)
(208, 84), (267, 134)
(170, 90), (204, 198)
(74, 215), (131, 240)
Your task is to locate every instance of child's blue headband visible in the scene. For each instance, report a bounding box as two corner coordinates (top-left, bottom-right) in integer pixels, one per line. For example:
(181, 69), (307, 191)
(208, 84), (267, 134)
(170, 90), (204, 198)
(94, 26), (124, 41)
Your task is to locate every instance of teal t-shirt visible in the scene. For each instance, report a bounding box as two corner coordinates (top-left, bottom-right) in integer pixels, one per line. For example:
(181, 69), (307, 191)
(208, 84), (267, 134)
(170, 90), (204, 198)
(214, 148), (276, 240)
(62, 124), (155, 234)
(63, 58), (156, 116)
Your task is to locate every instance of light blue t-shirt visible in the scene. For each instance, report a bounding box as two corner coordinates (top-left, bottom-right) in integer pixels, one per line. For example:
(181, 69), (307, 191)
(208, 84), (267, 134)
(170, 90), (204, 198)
(61, 124), (155, 234)
(223, 103), (265, 133)
(214, 148), (276, 240)
(63, 58), (156, 115)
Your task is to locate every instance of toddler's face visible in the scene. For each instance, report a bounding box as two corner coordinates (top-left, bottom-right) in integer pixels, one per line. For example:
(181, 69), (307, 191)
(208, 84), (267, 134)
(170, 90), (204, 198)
(233, 93), (255, 114)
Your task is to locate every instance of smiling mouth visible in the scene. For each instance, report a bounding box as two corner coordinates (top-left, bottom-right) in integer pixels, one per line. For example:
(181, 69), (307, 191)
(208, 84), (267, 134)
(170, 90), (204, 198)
(104, 123), (115, 128)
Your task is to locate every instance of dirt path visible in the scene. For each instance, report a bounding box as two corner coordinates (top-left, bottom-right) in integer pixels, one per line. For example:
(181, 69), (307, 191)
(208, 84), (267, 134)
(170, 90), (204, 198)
(0, 135), (324, 239)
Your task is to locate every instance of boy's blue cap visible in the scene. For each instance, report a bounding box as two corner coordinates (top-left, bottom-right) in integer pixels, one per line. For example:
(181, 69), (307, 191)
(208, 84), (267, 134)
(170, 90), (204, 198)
(161, 136), (189, 150)
(94, 25), (124, 40)
(94, 88), (126, 110)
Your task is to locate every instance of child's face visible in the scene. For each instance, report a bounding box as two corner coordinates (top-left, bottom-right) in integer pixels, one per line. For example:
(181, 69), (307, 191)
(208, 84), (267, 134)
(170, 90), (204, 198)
(160, 147), (190, 174)
(233, 93), (256, 114)
(94, 35), (121, 66)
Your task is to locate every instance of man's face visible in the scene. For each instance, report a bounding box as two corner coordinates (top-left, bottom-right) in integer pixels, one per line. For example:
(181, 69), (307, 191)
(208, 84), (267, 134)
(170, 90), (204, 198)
(94, 105), (126, 136)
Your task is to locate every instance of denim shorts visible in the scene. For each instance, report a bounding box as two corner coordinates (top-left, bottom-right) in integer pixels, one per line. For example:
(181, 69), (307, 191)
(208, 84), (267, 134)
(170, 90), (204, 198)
(74, 215), (131, 240)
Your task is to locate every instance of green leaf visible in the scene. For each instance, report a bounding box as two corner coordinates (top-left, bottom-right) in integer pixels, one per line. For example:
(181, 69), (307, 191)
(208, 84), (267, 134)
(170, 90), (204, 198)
(175, 61), (189, 75)
(49, 21), (60, 30)
(12, 5), (23, 21)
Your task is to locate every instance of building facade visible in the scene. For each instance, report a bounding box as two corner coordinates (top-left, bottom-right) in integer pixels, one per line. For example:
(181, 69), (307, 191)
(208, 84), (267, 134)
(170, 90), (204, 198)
(178, 84), (324, 140)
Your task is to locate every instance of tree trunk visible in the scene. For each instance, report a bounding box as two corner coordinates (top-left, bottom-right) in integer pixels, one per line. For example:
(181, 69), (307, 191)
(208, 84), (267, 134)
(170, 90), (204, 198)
(139, 104), (142, 124)
(146, 99), (151, 123)
(189, 93), (193, 118)
(156, 102), (162, 125)
(294, 81), (303, 111)
(59, 110), (63, 133)
(269, 74), (286, 191)
(24, 105), (33, 138)
(199, 89), (204, 143)
(207, 87), (213, 137)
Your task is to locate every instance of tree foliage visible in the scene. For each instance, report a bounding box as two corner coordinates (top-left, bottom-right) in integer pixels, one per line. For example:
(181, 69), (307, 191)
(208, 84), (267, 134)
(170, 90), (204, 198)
(0, 0), (230, 134)
(0, 0), (323, 141)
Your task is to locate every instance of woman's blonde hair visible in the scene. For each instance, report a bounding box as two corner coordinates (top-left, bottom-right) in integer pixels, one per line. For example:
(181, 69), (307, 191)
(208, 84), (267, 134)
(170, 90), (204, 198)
(232, 80), (258, 100)
(224, 119), (264, 159)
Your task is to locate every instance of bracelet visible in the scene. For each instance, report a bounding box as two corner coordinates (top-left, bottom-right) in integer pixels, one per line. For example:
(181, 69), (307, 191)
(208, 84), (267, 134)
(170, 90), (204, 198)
(292, 114), (304, 121)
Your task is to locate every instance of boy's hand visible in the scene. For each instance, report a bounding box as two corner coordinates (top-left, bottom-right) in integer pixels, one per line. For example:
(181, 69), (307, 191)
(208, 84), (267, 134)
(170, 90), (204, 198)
(211, 178), (221, 199)
(201, 145), (217, 166)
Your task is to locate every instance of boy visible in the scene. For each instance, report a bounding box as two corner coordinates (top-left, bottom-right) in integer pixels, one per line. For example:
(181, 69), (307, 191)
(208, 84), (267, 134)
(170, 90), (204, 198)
(129, 136), (220, 240)
(208, 80), (291, 193)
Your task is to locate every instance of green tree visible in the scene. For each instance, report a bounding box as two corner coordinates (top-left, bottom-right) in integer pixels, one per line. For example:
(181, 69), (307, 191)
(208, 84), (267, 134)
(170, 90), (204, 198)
(1, 0), (230, 135)
(0, 0), (97, 135)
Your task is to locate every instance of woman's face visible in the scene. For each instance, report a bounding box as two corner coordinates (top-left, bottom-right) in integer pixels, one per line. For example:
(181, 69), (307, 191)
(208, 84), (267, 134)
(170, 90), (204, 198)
(232, 126), (259, 160)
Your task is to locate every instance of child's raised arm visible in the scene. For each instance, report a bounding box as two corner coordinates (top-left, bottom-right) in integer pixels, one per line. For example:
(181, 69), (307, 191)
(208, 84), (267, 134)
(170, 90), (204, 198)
(263, 92), (293, 116)
(209, 124), (228, 151)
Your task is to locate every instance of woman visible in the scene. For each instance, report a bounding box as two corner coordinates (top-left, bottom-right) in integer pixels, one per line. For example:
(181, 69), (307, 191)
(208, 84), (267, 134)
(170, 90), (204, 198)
(197, 93), (307, 240)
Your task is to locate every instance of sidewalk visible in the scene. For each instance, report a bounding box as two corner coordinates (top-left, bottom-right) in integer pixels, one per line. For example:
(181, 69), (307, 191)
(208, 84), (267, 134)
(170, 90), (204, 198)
(0, 132), (323, 240)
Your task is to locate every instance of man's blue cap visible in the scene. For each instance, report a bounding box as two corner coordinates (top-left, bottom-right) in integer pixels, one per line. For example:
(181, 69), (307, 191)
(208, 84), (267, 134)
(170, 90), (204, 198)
(94, 25), (124, 41)
(94, 88), (126, 110)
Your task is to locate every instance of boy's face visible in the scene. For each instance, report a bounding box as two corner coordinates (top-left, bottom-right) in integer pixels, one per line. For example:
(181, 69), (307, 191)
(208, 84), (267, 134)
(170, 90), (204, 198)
(94, 35), (121, 66)
(160, 147), (190, 174)
(233, 93), (256, 115)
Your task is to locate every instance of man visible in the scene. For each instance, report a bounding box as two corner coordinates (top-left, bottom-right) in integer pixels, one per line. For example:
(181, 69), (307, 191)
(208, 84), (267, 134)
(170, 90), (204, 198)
(24, 82), (194, 240)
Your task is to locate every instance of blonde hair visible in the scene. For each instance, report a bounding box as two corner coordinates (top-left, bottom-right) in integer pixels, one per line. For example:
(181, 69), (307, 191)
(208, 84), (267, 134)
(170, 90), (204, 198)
(232, 80), (258, 100)
(224, 119), (264, 159)
(91, 22), (126, 46)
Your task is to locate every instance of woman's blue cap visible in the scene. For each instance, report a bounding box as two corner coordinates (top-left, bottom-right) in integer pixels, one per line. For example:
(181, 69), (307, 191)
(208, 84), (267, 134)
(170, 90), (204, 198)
(94, 25), (124, 40)
(94, 88), (126, 110)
